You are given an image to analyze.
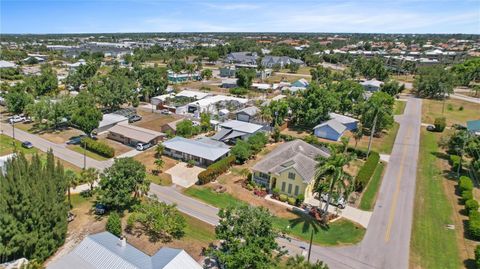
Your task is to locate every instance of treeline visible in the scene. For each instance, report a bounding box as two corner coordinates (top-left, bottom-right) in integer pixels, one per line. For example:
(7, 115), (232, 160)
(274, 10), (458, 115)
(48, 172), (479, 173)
(0, 151), (68, 263)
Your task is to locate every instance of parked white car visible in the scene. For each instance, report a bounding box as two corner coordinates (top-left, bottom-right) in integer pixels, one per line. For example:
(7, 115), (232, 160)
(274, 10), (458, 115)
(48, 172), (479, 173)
(8, 115), (26, 124)
(136, 142), (152, 151)
(320, 193), (347, 209)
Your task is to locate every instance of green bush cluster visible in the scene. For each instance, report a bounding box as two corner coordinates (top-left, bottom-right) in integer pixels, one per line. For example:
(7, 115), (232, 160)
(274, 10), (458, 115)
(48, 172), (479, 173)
(355, 152), (381, 191)
(279, 194), (288, 202)
(469, 211), (480, 239)
(106, 212), (122, 237)
(231, 133), (268, 164)
(449, 155), (461, 171)
(198, 155), (236, 185)
(229, 87), (249, 96)
(433, 117), (446, 132)
(459, 176), (474, 192)
(287, 197), (296, 205)
(465, 199), (479, 214)
(295, 194), (305, 206)
(462, 190), (474, 202)
(81, 138), (115, 158)
(303, 134), (369, 158)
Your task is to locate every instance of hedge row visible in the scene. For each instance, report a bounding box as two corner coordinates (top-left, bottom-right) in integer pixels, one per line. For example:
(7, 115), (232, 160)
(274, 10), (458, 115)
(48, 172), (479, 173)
(355, 152), (381, 191)
(460, 176), (480, 240)
(469, 211), (480, 240)
(198, 155), (236, 185)
(81, 138), (115, 158)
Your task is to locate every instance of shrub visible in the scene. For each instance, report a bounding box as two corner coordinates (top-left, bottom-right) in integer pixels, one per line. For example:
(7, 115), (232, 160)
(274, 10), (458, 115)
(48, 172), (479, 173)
(462, 190), (474, 203)
(475, 245), (480, 268)
(106, 212), (122, 237)
(279, 194), (288, 202)
(469, 211), (480, 239)
(197, 155), (236, 185)
(459, 106), (464, 111)
(466, 199), (479, 213)
(434, 117), (446, 132)
(459, 176), (473, 192)
(295, 194), (305, 206)
(81, 138), (115, 158)
(450, 155), (461, 171)
(355, 152), (380, 191)
(272, 188), (280, 198)
(229, 87), (249, 95)
(287, 197), (296, 205)
(447, 104), (453, 111)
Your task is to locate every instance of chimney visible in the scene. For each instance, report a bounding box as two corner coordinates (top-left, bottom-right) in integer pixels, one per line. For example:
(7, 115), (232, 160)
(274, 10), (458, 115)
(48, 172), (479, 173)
(118, 236), (126, 247)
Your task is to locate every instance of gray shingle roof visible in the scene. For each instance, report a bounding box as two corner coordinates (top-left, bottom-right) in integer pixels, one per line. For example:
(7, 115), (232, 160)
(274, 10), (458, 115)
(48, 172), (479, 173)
(252, 140), (330, 183)
(236, 106), (259, 117)
(219, 120), (263, 134)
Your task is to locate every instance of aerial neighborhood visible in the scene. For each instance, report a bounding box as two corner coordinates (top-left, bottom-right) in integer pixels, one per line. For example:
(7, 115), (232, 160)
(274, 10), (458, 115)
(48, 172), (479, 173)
(0, 2), (479, 269)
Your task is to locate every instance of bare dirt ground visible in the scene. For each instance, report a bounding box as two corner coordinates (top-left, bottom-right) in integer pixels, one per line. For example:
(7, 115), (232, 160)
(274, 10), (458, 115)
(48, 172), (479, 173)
(134, 149), (178, 185)
(133, 110), (183, 133)
(14, 122), (83, 144)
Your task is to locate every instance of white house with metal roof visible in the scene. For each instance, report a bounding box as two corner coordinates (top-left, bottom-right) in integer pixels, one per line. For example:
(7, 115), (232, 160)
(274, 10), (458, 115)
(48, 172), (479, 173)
(47, 232), (201, 269)
(163, 136), (230, 166)
(0, 60), (16, 69)
(94, 113), (129, 134)
(359, 79), (383, 92)
(211, 120), (264, 143)
(328, 112), (359, 131)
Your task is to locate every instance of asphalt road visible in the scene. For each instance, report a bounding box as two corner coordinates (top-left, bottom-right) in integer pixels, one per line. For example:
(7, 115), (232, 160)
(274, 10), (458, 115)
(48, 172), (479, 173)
(2, 97), (422, 269)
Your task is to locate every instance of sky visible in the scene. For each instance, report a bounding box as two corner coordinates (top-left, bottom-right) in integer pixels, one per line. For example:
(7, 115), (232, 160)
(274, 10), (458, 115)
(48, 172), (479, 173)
(1, 0), (479, 34)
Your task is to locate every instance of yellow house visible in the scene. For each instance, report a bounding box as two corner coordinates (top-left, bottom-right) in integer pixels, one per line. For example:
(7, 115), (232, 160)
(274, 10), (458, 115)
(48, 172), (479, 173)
(251, 139), (330, 199)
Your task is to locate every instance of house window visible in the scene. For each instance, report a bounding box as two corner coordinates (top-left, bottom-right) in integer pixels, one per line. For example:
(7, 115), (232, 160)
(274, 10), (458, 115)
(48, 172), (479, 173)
(294, 185), (299, 196)
(288, 172), (295, 180)
(281, 182), (286, 192)
(288, 184), (292, 194)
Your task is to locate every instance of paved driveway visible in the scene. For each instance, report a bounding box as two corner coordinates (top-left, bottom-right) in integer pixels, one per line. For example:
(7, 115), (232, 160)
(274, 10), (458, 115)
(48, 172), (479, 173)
(165, 162), (204, 188)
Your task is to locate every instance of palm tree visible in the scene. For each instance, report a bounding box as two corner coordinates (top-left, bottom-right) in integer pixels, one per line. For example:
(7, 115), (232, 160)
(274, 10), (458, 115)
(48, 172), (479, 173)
(260, 105), (273, 125)
(353, 123), (364, 149)
(81, 167), (99, 191)
(155, 143), (164, 158)
(314, 149), (352, 222)
(154, 158), (164, 172)
(65, 170), (79, 208)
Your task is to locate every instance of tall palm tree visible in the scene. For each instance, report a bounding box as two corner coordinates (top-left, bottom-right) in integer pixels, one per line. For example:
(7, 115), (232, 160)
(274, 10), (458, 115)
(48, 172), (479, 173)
(65, 170), (79, 208)
(353, 123), (364, 149)
(314, 149), (352, 222)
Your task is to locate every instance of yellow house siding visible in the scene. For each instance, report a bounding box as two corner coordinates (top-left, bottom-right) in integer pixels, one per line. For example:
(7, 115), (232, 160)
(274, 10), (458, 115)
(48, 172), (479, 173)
(275, 167), (309, 197)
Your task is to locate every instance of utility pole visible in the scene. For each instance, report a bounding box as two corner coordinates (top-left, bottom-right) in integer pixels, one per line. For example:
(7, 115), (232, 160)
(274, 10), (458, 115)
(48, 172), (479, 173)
(367, 111), (378, 157)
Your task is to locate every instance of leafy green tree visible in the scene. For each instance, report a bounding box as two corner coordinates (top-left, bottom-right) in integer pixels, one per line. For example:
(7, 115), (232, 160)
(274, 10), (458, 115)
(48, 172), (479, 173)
(289, 84), (339, 128)
(231, 140), (252, 164)
(0, 151), (68, 262)
(4, 87), (34, 114)
(247, 132), (268, 154)
(208, 205), (284, 269)
(286, 255), (330, 269)
(66, 61), (100, 90)
(380, 80), (405, 96)
(451, 58), (480, 86)
(351, 57), (389, 81)
(330, 80), (365, 115)
(236, 68), (256, 89)
(201, 69), (213, 80)
(200, 112), (211, 132)
(289, 63), (300, 73)
(136, 66), (167, 102)
(268, 100), (289, 126)
(127, 199), (186, 242)
(91, 73), (136, 111)
(310, 66), (332, 84)
(414, 66), (454, 99)
(176, 119), (199, 138)
(97, 158), (147, 210)
(71, 91), (102, 136)
(106, 212), (122, 237)
(27, 64), (58, 96)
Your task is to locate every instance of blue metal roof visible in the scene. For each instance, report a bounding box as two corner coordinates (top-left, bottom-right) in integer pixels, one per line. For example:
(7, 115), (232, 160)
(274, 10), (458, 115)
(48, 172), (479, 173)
(467, 120), (480, 132)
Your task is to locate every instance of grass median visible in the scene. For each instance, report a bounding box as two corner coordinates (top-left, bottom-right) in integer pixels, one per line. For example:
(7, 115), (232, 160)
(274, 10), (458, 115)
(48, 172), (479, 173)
(359, 162), (385, 211)
(410, 130), (461, 269)
(394, 100), (407, 115)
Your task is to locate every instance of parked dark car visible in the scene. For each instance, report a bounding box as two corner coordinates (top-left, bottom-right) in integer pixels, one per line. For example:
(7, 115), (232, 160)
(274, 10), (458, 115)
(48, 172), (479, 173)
(128, 114), (142, 123)
(21, 141), (33, 149)
(95, 204), (107, 215)
(66, 135), (87, 145)
(426, 125), (436, 132)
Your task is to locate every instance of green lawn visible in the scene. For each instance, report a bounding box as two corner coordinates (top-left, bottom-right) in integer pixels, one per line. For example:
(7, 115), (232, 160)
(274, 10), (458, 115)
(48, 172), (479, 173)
(272, 216), (365, 246)
(410, 130), (461, 269)
(67, 145), (108, 161)
(394, 101), (407, 115)
(422, 98), (480, 126)
(70, 193), (92, 208)
(147, 173), (172, 186)
(183, 187), (247, 209)
(0, 134), (38, 155)
(359, 162), (385, 211)
(184, 186), (365, 246)
(182, 213), (216, 243)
